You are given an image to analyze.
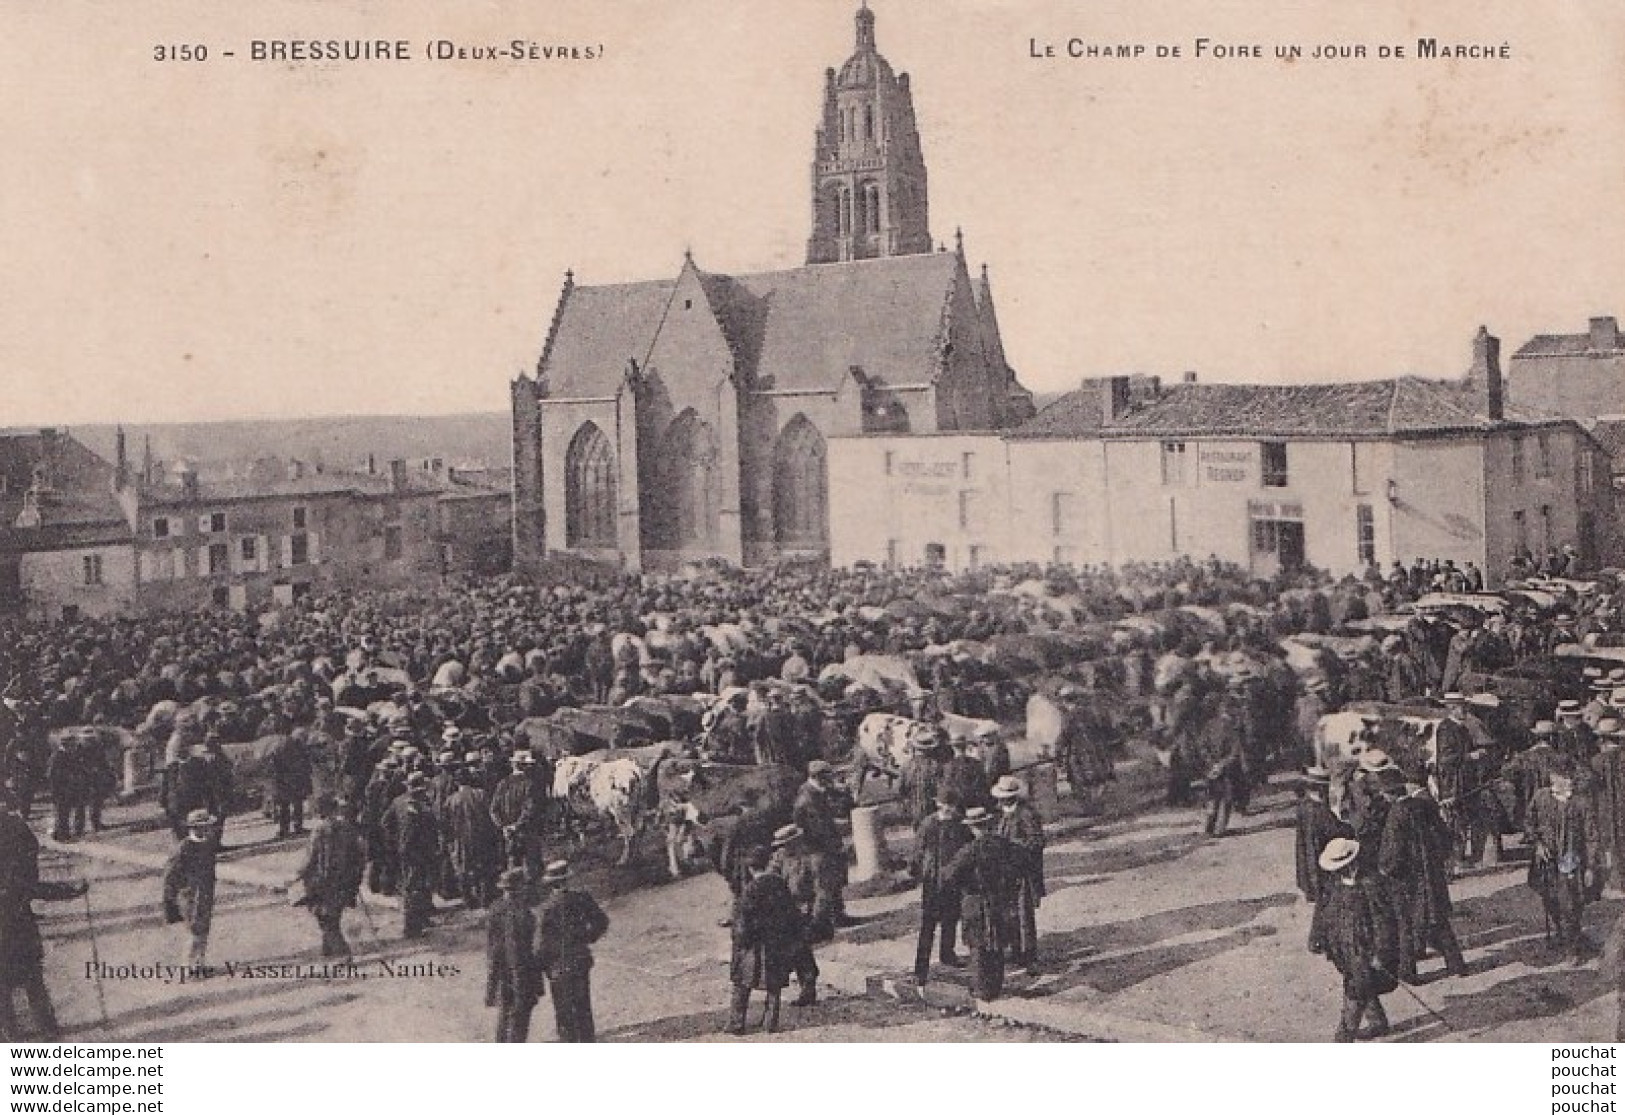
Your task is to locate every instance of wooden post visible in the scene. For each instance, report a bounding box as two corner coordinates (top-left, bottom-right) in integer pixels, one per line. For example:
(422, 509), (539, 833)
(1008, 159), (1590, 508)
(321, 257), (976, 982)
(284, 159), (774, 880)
(849, 805), (886, 883)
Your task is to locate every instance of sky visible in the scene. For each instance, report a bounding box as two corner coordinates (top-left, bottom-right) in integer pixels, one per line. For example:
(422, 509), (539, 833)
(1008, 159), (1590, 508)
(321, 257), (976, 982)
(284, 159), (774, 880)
(1, 0), (1622, 426)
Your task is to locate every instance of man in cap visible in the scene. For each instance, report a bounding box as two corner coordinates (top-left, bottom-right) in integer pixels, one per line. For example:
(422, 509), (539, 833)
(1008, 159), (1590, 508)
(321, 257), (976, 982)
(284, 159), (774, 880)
(339, 717), (376, 799)
(162, 808), (220, 969)
(1294, 766), (1352, 952)
(164, 739), (220, 840)
(727, 845), (803, 1035)
(1347, 750), (1397, 874)
(485, 867), (541, 1043)
(1198, 679), (1250, 837)
(294, 794), (365, 958)
(386, 771), (441, 938)
(911, 796), (969, 987)
(0, 785), (86, 1039)
(1526, 759), (1604, 960)
(993, 775), (1046, 975)
(266, 726), (314, 839)
(1315, 836), (1399, 1042)
(793, 760), (855, 940)
(944, 806), (1020, 1001)
(1378, 775), (1468, 982)
(534, 860), (609, 1042)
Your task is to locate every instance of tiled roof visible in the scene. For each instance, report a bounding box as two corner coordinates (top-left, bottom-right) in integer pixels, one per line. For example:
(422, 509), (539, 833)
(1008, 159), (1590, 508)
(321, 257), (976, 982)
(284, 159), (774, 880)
(1014, 377), (1572, 440)
(1514, 334), (1625, 359)
(539, 279), (677, 398)
(540, 254), (959, 398)
(1587, 419), (1625, 467)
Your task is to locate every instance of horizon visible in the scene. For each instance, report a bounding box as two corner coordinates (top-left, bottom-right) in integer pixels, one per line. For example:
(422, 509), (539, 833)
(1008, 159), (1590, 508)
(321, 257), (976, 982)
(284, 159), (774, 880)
(3, 0), (1620, 426)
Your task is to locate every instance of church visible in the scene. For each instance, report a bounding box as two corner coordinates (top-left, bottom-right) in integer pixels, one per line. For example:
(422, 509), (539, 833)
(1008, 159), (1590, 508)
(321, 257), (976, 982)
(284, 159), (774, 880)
(510, 5), (1034, 573)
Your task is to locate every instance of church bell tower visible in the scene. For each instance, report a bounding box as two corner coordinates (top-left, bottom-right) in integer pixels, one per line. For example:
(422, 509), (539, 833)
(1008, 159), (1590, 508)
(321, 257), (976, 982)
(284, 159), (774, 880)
(805, 5), (932, 264)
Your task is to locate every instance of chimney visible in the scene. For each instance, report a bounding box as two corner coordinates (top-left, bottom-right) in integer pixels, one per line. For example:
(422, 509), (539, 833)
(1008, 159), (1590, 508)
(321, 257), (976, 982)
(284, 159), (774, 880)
(114, 426), (128, 491)
(1473, 325), (1503, 421)
(389, 458), (407, 493)
(179, 464), (200, 501)
(1099, 376), (1131, 424)
(35, 428), (57, 491)
(366, 453), (376, 475)
(1591, 316), (1620, 352)
(1182, 370), (1198, 384)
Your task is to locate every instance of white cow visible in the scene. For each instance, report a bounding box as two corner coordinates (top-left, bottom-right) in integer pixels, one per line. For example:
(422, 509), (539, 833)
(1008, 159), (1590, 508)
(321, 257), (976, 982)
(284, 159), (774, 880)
(551, 742), (692, 873)
(852, 712), (944, 794)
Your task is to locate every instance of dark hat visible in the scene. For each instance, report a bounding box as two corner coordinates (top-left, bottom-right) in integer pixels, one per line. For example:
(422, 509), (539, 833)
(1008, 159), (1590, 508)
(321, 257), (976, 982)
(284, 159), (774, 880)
(807, 760), (834, 778)
(185, 808), (217, 828)
(405, 771), (429, 791)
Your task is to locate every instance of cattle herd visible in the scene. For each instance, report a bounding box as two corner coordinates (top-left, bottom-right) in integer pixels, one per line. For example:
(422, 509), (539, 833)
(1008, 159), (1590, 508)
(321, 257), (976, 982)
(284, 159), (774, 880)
(6, 555), (1625, 995)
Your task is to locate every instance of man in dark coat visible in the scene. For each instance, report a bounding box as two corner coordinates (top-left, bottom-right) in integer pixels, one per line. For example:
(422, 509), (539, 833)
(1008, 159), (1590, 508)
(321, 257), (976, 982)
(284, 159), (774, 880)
(944, 806), (1019, 1001)
(162, 808), (220, 968)
(899, 737), (948, 828)
(294, 794), (366, 958)
(0, 786), (85, 1039)
(1315, 836), (1400, 1042)
(728, 845), (803, 1034)
(1294, 767), (1352, 952)
(534, 860), (609, 1042)
(361, 756), (403, 895)
(485, 867), (541, 1043)
(1526, 761), (1603, 960)
(1378, 779), (1467, 982)
(792, 761), (854, 940)
(267, 728), (314, 838)
(993, 775), (1045, 975)
(940, 738), (991, 815)
(1200, 686), (1249, 837)
(46, 735), (87, 841)
(489, 750), (548, 872)
(911, 796), (968, 986)
(163, 741), (219, 840)
(387, 773), (441, 938)
(443, 770), (502, 910)
(1591, 725), (1625, 893)
(764, 824), (820, 1006)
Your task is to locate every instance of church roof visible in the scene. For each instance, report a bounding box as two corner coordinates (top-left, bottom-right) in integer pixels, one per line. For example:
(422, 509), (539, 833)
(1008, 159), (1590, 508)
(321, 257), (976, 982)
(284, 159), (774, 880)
(539, 279), (676, 398)
(540, 253), (960, 398)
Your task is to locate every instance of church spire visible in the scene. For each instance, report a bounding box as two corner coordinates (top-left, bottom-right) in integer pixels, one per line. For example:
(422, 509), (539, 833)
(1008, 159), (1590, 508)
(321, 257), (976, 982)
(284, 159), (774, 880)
(805, 5), (931, 264)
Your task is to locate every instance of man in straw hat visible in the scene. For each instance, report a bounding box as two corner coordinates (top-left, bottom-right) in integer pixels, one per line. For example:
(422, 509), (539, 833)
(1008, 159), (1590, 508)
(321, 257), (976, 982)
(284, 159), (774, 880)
(162, 807), (220, 969)
(993, 775), (1046, 975)
(766, 824), (820, 1007)
(910, 795), (969, 987)
(727, 844), (802, 1035)
(534, 860), (609, 1042)
(485, 867), (541, 1043)
(1315, 836), (1399, 1042)
(944, 806), (1019, 1001)
(1526, 759), (1604, 962)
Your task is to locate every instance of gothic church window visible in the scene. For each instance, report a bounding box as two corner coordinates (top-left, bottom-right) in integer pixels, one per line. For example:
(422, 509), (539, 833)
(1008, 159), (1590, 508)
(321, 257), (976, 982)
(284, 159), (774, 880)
(565, 422), (617, 548)
(864, 183), (881, 234)
(773, 415), (828, 551)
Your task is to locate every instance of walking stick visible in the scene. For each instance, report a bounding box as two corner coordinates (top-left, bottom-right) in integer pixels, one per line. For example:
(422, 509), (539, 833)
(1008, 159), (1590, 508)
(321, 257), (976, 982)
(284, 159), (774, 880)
(79, 872), (111, 1031)
(1393, 978), (1456, 1033)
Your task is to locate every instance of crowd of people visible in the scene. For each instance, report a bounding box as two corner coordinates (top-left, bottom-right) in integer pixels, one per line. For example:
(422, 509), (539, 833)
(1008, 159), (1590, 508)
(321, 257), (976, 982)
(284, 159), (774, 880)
(3, 549), (1625, 1041)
